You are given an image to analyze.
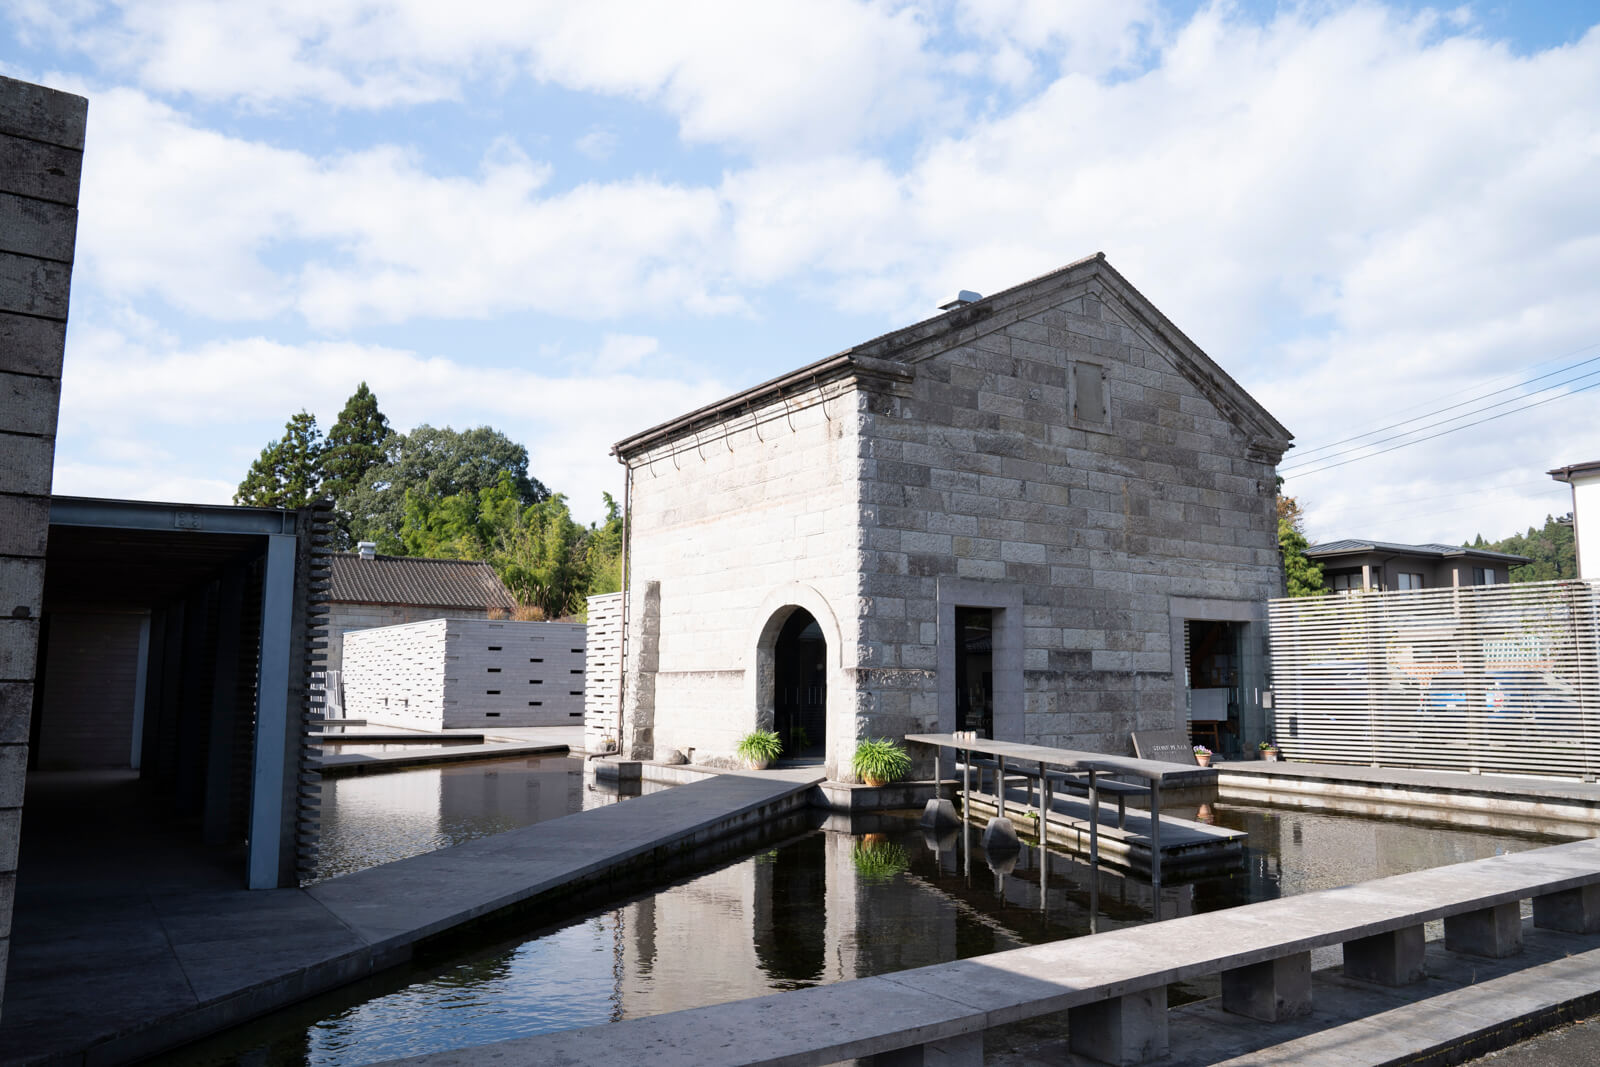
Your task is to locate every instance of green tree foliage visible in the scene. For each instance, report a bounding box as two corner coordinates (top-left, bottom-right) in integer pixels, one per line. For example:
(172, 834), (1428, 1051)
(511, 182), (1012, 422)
(1279, 518), (1326, 596)
(1276, 490), (1325, 597)
(343, 424), (549, 550)
(1468, 515), (1577, 582)
(580, 491), (625, 596)
(234, 410), (325, 509)
(321, 382), (390, 502)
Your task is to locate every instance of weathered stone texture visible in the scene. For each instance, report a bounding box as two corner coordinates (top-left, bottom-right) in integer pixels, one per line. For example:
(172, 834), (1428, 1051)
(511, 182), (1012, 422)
(618, 257), (1287, 777)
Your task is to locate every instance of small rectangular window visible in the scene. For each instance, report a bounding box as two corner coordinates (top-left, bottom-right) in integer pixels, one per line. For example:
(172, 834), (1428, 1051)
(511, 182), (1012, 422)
(487, 646), (502, 651)
(529, 678), (542, 684)
(486, 689), (500, 695)
(571, 648), (583, 654)
(570, 690), (583, 696)
(487, 667), (501, 673)
(530, 657), (543, 663)
(1072, 361), (1107, 425)
(570, 669), (583, 675)
(528, 700), (542, 706)
(569, 711), (582, 717)
(486, 712), (500, 718)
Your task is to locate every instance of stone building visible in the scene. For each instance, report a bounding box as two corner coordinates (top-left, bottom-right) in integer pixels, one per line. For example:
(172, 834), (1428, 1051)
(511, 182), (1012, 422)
(613, 254), (1292, 778)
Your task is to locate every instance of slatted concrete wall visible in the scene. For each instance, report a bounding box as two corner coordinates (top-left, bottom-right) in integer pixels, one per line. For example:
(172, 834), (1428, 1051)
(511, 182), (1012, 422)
(343, 617), (586, 729)
(585, 592), (623, 751)
(1268, 579), (1600, 779)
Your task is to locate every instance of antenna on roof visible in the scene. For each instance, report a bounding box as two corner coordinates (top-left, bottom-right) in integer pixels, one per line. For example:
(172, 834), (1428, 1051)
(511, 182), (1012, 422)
(939, 290), (982, 311)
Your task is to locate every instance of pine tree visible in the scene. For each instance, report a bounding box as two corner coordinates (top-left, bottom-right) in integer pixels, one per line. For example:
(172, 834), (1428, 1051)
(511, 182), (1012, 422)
(320, 382), (390, 502)
(234, 411), (326, 509)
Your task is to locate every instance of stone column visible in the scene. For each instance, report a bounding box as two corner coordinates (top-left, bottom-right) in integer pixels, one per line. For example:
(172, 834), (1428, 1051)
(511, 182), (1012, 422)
(0, 74), (86, 1022)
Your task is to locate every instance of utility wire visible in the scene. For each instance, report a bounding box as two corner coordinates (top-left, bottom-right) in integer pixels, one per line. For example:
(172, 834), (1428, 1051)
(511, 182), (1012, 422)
(1284, 341), (1600, 467)
(1310, 477), (1556, 521)
(1283, 376), (1600, 480)
(1280, 365), (1600, 474)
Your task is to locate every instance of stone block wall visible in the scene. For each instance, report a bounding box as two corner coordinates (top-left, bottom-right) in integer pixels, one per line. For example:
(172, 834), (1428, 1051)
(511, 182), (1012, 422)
(343, 617), (586, 729)
(584, 592), (622, 751)
(325, 601), (496, 674)
(624, 381), (864, 775)
(0, 74), (85, 1021)
(854, 280), (1281, 753)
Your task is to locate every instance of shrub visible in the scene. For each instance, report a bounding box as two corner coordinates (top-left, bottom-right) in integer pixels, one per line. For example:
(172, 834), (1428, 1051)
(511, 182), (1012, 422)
(852, 737), (912, 783)
(736, 729), (783, 764)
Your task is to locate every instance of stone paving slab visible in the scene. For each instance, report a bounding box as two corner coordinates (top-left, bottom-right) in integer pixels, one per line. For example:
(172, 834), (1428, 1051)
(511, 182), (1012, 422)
(316, 740), (568, 773)
(0, 772), (818, 1065)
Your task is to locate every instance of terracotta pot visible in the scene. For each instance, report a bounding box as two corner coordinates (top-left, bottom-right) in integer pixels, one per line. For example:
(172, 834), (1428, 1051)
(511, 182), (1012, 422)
(748, 758), (772, 771)
(1260, 748), (1280, 762)
(1195, 753), (1212, 768)
(863, 776), (888, 788)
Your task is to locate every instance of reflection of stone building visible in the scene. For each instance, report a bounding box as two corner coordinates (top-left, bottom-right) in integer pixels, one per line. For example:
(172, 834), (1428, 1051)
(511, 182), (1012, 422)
(613, 256), (1291, 776)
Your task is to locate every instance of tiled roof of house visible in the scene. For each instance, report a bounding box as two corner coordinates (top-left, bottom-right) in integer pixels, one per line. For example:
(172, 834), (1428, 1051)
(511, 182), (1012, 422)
(328, 553), (518, 611)
(1306, 539), (1531, 565)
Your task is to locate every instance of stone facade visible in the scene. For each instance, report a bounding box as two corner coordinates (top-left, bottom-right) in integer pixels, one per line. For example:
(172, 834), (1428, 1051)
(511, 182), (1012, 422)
(0, 74), (85, 1020)
(614, 255), (1291, 779)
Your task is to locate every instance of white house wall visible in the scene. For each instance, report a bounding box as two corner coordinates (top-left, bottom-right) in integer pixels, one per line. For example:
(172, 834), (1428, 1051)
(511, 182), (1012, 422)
(343, 617), (586, 729)
(624, 382), (863, 774)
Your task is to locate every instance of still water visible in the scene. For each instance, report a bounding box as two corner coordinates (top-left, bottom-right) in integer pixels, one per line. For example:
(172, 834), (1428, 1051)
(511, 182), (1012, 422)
(311, 756), (658, 883)
(171, 799), (1555, 1066)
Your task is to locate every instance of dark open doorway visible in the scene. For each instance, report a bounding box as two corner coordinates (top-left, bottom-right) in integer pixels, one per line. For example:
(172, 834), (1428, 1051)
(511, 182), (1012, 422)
(955, 607), (993, 737)
(774, 609), (826, 759)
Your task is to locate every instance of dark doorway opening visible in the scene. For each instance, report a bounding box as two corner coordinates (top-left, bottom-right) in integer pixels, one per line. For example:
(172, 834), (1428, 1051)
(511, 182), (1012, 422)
(774, 609), (826, 759)
(955, 607), (993, 737)
(1186, 619), (1242, 755)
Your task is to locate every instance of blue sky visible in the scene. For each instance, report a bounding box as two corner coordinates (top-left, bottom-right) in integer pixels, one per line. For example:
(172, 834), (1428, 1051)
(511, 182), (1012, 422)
(4, 1), (1598, 540)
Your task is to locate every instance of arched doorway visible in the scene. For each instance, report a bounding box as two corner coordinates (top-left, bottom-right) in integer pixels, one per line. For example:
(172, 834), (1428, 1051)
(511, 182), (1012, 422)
(774, 608), (826, 759)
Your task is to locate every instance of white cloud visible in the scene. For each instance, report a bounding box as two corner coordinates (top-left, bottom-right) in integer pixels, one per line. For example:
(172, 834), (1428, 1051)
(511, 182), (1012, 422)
(575, 126), (618, 161)
(79, 89), (739, 329)
(54, 327), (730, 523)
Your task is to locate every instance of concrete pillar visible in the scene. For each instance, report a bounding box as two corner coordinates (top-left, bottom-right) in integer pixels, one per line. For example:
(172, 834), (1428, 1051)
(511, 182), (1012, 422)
(1533, 884), (1600, 934)
(865, 1032), (982, 1066)
(982, 816), (1020, 854)
(0, 72), (87, 1025)
(1343, 925), (1426, 985)
(248, 534), (297, 889)
(1444, 901), (1523, 958)
(919, 797), (959, 831)
(1221, 952), (1312, 1021)
(1068, 988), (1168, 1065)
(622, 579), (659, 760)
(203, 568), (244, 845)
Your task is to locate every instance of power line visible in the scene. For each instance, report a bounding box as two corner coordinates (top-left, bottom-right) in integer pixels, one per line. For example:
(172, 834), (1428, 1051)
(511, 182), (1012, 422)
(1281, 362), (1600, 473)
(1308, 477), (1557, 522)
(1283, 376), (1600, 480)
(1285, 341), (1600, 466)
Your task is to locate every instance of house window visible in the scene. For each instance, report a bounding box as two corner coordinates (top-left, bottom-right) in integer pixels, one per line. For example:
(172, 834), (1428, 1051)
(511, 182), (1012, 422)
(1330, 573), (1361, 593)
(1071, 361), (1108, 426)
(1473, 567), (1497, 586)
(1396, 573), (1424, 591)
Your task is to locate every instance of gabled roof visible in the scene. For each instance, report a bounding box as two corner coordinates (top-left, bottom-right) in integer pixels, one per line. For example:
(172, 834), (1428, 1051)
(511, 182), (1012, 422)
(329, 553), (517, 611)
(1306, 540), (1531, 566)
(612, 253), (1292, 461)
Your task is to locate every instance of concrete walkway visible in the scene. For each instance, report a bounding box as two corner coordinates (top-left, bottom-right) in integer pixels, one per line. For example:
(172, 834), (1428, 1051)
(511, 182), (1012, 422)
(1218, 760), (1600, 835)
(0, 767), (820, 1065)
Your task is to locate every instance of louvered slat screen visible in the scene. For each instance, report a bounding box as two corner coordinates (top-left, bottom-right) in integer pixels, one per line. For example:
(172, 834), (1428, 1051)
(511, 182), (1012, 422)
(1268, 579), (1600, 780)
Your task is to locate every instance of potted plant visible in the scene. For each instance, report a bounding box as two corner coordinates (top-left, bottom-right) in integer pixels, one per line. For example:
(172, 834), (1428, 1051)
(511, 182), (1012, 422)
(852, 737), (911, 786)
(1193, 744), (1213, 768)
(736, 729), (783, 770)
(1258, 739), (1281, 761)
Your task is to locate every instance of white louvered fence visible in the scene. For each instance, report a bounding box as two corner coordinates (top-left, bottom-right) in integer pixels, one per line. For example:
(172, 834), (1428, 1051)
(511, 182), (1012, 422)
(1268, 579), (1600, 780)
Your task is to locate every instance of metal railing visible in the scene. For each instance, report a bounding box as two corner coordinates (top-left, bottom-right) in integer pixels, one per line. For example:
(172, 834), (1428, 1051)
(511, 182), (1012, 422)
(1268, 579), (1600, 779)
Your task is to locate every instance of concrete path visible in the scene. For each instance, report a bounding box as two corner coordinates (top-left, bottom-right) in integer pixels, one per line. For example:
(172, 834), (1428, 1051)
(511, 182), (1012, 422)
(0, 768), (819, 1065)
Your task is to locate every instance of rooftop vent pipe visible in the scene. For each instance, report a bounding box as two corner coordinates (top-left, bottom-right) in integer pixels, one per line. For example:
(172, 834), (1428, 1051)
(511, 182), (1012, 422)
(357, 541), (377, 560)
(939, 290), (982, 311)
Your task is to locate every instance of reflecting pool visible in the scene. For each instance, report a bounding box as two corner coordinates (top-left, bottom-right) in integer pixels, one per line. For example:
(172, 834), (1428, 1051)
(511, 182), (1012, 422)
(170, 800), (1560, 1065)
(311, 755), (653, 883)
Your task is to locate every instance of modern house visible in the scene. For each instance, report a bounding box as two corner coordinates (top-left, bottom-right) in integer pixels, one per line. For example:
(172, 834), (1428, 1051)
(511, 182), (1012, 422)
(610, 254), (1293, 777)
(326, 545), (518, 675)
(1549, 460), (1600, 580)
(1305, 540), (1529, 593)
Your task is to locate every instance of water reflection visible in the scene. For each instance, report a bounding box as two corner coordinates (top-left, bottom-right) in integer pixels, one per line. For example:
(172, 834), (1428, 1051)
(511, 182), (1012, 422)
(175, 801), (1558, 1066)
(312, 756), (648, 883)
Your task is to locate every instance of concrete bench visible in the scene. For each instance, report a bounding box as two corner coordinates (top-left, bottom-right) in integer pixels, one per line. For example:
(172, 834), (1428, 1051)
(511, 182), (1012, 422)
(382, 837), (1600, 1067)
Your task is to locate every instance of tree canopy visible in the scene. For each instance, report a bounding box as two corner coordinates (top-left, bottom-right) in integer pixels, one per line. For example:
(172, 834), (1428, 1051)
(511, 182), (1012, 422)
(1276, 490), (1325, 597)
(1468, 515), (1576, 582)
(234, 410), (325, 509)
(238, 386), (618, 619)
